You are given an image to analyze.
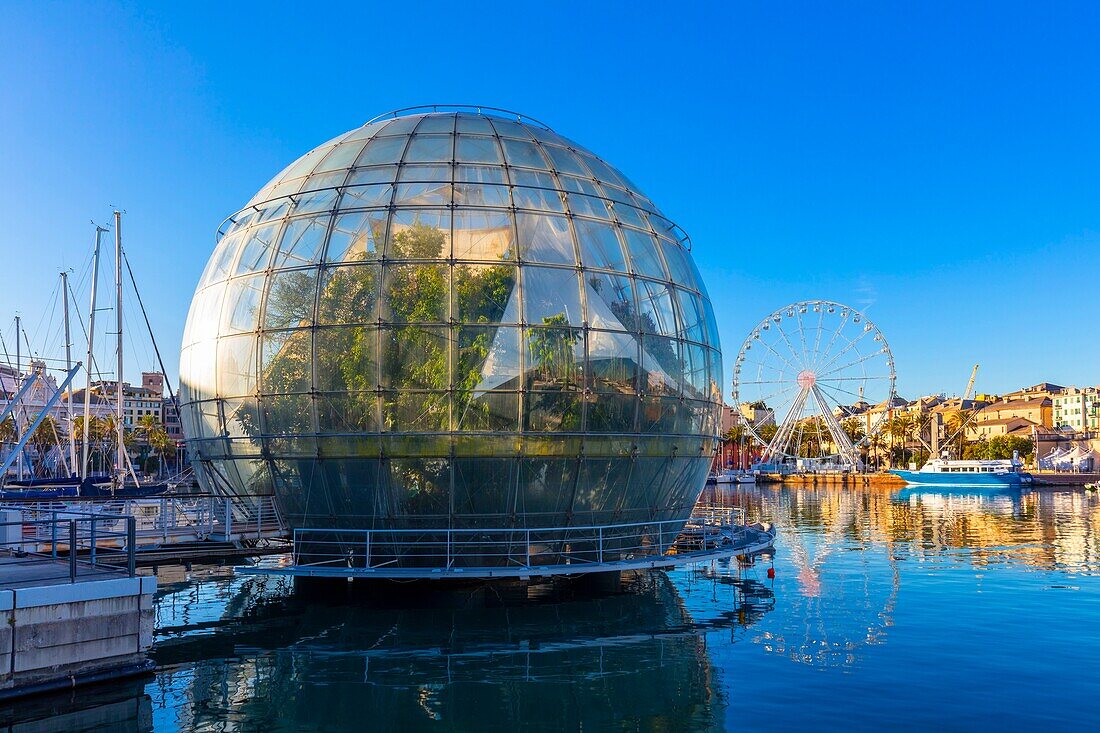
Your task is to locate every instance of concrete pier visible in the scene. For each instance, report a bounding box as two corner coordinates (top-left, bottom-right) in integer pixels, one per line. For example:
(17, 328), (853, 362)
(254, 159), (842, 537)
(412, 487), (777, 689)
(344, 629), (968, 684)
(1, 508), (157, 701)
(0, 570), (156, 700)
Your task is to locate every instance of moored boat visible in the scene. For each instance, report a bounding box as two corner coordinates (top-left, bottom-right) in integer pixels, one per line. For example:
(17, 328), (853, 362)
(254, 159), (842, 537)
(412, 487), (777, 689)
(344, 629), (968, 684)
(890, 457), (1032, 488)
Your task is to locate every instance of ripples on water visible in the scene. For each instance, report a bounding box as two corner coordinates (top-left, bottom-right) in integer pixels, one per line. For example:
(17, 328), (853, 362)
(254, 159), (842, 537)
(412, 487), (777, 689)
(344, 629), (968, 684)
(4, 487), (1099, 732)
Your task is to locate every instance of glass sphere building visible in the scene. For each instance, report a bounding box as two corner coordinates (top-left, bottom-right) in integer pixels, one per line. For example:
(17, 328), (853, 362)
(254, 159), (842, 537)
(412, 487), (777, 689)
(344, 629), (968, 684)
(179, 107), (722, 568)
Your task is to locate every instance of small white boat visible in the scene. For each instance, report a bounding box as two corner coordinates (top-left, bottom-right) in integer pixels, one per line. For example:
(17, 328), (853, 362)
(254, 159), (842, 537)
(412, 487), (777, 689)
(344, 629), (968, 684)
(715, 469), (757, 485)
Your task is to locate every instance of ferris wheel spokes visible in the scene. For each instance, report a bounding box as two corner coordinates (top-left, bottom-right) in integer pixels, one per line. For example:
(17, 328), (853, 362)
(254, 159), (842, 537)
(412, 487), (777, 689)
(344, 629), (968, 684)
(732, 300), (896, 472)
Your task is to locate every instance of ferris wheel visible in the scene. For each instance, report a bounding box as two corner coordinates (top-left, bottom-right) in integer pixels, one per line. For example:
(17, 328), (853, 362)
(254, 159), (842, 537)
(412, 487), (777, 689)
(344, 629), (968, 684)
(731, 300), (896, 468)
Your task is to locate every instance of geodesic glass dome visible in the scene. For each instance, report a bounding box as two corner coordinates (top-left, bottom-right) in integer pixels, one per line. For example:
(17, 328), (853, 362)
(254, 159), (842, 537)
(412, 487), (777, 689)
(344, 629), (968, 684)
(179, 107), (722, 566)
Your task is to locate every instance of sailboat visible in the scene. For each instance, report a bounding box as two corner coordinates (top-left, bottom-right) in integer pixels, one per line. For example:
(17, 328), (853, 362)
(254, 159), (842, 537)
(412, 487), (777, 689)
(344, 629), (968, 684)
(1, 212), (168, 499)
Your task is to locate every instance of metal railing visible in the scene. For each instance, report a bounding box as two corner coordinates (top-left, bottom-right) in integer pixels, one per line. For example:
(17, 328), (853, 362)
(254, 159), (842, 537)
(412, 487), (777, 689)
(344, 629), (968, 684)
(289, 514), (750, 573)
(0, 508), (136, 585)
(0, 494), (285, 548)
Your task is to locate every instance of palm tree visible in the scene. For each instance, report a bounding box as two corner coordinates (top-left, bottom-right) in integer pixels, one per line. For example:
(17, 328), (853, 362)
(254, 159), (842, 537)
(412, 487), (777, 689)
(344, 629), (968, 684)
(945, 408), (972, 459)
(887, 413), (916, 467)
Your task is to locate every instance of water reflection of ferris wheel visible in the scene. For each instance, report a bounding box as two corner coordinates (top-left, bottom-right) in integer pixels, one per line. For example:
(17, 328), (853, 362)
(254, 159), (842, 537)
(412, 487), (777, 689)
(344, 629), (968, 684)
(702, 483), (901, 668)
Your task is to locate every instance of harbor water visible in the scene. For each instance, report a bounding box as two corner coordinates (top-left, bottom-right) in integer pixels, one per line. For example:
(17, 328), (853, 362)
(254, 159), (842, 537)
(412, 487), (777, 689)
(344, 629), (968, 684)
(4, 485), (1099, 732)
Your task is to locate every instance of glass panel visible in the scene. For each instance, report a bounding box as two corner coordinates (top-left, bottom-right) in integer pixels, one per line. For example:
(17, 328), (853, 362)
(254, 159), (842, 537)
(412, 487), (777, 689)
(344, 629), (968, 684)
(260, 330), (312, 393)
(341, 121), (384, 142)
(682, 342), (709, 399)
(380, 326), (450, 390)
(294, 177), (342, 210)
(197, 400), (222, 439)
(186, 285), (224, 346)
(263, 269), (317, 329)
(708, 348), (723, 403)
(486, 117), (531, 139)
(216, 334), (257, 398)
(261, 393), (313, 434)
(275, 145), (329, 182)
(501, 138), (548, 169)
(660, 239), (695, 286)
(516, 213), (575, 265)
(575, 219), (627, 272)
(584, 271), (638, 332)
(315, 140), (368, 173)
(558, 175), (599, 195)
(273, 216), (329, 269)
(623, 228), (666, 279)
(455, 390), (519, 432)
(382, 390), (450, 432)
(325, 211), (387, 263)
(339, 183), (393, 210)
(579, 152), (629, 189)
(637, 278), (679, 336)
(456, 135), (503, 164)
(456, 326), (522, 391)
(641, 335), (681, 395)
(255, 198), (292, 223)
(414, 114), (455, 133)
(452, 182), (510, 207)
(393, 182), (451, 207)
(403, 134), (452, 163)
(512, 186), (564, 212)
(455, 264), (518, 323)
(346, 166), (398, 185)
(317, 392), (378, 433)
(452, 211), (514, 261)
(202, 232), (244, 286)
(511, 169), (563, 211)
(587, 329), (639, 393)
(566, 193), (611, 220)
(455, 115), (494, 134)
(639, 395), (682, 434)
(523, 266), (584, 326)
(524, 327), (584, 390)
(317, 264), (380, 325)
(585, 392), (637, 433)
(382, 263), (448, 323)
(398, 164), (450, 182)
(702, 298), (720, 347)
(356, 135), (408, 165)
(182, 336), (216, 400)
(542, 145), (588, 175)
(221, 275), (265, 334)
(377, 116), (420, 135)
(613, 202), (648, 229)
(233, 223), (281, 275)
(316, 326), (378, 391)
(455, 165), (505, 184)
(675, 288), (706, 342)
(386, 210), (450, 260)
(525, 389), (582, 432)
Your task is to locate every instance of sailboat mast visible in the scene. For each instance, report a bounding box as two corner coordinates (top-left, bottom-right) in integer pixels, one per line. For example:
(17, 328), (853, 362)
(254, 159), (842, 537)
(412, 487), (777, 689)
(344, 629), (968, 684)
(14, 314), (21, 480)
(82, 225), (106, 477)
(62, 271), (77, 475)
(114, 211), (124, 482)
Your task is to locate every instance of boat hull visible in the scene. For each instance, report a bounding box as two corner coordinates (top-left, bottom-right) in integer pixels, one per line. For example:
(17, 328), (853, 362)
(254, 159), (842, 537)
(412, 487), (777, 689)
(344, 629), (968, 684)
(890, 469), (1030, 488)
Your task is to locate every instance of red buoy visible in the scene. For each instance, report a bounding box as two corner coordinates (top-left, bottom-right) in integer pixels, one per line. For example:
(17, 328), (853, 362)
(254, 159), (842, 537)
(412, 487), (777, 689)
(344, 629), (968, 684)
(767, 567), (775, 579)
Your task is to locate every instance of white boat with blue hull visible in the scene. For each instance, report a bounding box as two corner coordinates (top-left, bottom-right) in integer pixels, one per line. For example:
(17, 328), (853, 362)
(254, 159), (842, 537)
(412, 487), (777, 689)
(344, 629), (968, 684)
(890, 458), (1033, 488)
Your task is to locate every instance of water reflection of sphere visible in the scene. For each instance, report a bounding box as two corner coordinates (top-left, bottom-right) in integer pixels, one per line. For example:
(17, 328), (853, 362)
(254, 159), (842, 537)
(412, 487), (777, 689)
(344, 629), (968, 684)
(179, 108), (722, 542)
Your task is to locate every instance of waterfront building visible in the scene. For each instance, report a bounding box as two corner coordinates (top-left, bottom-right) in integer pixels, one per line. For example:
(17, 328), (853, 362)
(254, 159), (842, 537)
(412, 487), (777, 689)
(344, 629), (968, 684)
(975, 395), (1052, 429)
(1053, 386), (1100, 432)
(179, 108), (723, 563)
(87, 371), (166, 428)
(967, 415), (1040, 440)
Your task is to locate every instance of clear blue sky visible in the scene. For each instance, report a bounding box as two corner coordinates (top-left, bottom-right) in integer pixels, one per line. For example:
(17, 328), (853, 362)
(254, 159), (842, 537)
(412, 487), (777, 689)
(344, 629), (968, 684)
(2, 1), (1098, 400)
